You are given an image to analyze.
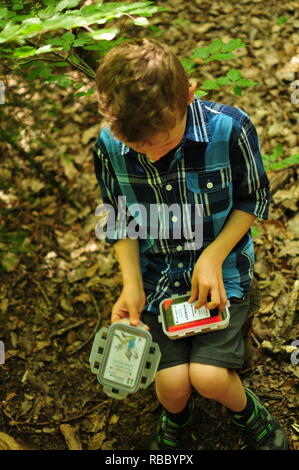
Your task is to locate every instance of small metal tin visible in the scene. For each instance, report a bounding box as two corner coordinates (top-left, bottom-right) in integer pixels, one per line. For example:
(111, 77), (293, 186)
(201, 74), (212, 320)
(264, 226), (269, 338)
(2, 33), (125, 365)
(89, 320), (161, 399)
(159, 292), (230, 340)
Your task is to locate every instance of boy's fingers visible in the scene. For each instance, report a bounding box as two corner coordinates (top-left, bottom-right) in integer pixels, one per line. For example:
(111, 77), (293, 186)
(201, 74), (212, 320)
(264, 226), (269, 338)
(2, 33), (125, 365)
(218, 283), (227, 311)
(195, 285), (209, 309)
(220, 300), (228, 312)
(206, 288), (220, 310)
(188, 282), (198, 303)
(128, 306), (140, 326)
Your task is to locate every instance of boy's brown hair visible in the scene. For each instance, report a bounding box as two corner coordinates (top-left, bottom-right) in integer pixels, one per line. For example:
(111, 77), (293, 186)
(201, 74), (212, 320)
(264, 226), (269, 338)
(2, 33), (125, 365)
(95, 38), (189, 143)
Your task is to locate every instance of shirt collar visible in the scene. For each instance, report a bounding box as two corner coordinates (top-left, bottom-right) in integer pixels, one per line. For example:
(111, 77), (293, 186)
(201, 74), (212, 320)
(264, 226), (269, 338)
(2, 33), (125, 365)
(120, 96), (211, 156)
(184, 96), (211, 143)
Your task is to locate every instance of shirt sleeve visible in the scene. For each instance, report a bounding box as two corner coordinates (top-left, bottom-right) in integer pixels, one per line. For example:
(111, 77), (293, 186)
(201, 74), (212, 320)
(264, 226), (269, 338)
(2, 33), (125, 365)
(93, 133), (132, 245)
(230, 113), (270, 219)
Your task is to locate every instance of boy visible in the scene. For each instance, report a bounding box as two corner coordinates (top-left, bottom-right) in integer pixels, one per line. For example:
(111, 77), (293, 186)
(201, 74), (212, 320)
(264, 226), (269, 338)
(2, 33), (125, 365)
(93, 38), (289, 450)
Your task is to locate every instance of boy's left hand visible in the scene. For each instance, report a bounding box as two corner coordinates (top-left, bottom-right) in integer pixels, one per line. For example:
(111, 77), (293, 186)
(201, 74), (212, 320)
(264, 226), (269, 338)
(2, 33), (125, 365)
(188, 248), (227, 311)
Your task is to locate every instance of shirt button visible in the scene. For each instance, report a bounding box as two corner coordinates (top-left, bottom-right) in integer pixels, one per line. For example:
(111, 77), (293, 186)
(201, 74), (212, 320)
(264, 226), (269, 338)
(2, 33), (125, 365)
(166, 184), (172, 191)
(171, 215), (178, 222)
(206, 181), (214, 189)
(176, 245), (183, 251)
(174, 281), (180, 287)
(178, 262), (184, 268)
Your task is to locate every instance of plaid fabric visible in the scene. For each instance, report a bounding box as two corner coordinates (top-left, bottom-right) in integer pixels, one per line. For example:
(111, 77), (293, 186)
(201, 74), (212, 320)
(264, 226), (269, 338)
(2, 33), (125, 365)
(93, 97), (270, 314)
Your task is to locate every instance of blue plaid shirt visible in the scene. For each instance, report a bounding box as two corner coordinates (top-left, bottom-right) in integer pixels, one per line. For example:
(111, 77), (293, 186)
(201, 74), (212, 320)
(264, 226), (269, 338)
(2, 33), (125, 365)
(93, 97), (270, 314)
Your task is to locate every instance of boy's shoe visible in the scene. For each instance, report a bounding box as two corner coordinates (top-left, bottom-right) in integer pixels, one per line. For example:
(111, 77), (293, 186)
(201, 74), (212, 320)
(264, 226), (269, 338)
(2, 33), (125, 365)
(232, 388), (289, 450)
(149, 400), (193, 450)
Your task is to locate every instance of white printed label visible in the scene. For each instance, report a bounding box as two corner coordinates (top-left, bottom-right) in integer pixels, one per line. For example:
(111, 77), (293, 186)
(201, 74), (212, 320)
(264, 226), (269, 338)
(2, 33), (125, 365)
(171, 302), (211, 325)
(103, 331), (146, 389)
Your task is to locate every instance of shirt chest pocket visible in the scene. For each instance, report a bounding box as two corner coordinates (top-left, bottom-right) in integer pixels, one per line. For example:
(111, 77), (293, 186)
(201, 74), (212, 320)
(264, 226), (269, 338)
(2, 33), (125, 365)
(186, 168), (232, 215)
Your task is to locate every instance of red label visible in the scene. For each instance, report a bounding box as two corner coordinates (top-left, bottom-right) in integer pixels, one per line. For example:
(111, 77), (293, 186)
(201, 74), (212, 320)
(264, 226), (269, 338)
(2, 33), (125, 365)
(167, 314), (222, 332)
(163, 299), (173, 311)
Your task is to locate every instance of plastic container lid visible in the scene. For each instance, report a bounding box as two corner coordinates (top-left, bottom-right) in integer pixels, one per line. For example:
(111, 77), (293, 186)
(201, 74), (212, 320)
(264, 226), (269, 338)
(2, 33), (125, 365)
(89, 320), (161, 399)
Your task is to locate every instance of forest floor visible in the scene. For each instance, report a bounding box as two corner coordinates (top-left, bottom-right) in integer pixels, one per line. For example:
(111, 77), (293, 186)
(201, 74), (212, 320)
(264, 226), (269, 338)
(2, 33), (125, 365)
(0, 0), (298, 451)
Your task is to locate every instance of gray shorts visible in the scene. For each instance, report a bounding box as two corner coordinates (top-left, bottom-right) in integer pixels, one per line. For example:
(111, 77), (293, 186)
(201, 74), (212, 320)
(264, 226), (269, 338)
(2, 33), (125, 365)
(141, 292), (251, 371)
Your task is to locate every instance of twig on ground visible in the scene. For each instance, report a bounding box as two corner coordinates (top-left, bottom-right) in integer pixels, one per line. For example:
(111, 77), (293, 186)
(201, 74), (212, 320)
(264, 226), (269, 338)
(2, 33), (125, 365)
(60, 423), (82, 450)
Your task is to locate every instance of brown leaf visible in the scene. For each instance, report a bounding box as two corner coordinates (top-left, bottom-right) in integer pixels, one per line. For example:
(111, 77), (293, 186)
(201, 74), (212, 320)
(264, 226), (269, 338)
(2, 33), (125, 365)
(88, 431), (106, 450)
(33, 340), (51, 352)
(109, 414), (119, 425)
(85, 263), (99, 278)
(74, 292), (91, 303)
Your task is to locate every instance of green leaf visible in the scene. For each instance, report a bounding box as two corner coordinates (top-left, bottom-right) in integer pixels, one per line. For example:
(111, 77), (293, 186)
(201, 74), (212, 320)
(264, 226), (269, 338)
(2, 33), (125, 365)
(37, 5), (57, 19)
(84, 38), (122, 55)
(201, 79), (220, 90)
(72, 32), (94, 47)
(133, 16), (149, 26)
(195, 90), (208, 98)
(26, 61), (54, 80)
(191, 47), (209, 60)
(13, 45), (36, 58)
(53, 74), (73, 87)
(180, 58), (194, 75)
(36, 44), (63, 55)
(55, 0), (81, 12)
(235, 78), (257, 87)
(216, 76), (232, 86)
(276, 16), (289, 25)
(283, 154), (299, 165)
(12, 0), (24, 11)
(233, 86), (242, 96)
(13, 44), (62, 57)
(207, 39), (224, 54)
(90, 27), (119, 41)
(273, 144), (283, 158)
(75, 89), (95, 98)
(0, 23), (25, 44)
(226, 68), (241, 81)
(221, 38), (246, 53)
(48, 31), (75, 49)
(205, 52), (235, 63)
(251, 226), (260, 238)
(0, 8), (9, 19)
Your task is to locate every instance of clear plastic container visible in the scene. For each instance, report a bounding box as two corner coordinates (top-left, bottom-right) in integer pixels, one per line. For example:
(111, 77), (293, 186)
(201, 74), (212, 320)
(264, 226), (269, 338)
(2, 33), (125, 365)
(89, 320), (161, 399)
(159, 292), (230, 340)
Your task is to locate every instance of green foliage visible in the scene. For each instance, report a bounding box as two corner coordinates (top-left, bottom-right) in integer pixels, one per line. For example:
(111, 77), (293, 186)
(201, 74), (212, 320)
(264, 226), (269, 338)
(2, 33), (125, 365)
(0, 230), (32, 272)
(191, 38), (245, 62)
(0, 0), (166, 89)
(183, 39), (257, 97)
(0, 3), (257, 99)
(0, 0), (165, 153)
(0, 1), (164, 44)
(251, 226), (261, 239)
(263, 145), (299, 171)
(276, 16), (289, 25)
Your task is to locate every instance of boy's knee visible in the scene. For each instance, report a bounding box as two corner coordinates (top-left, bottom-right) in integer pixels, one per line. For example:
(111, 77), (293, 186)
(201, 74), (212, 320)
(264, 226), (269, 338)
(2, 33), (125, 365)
(189, 363), (229, 399)
(155, 365), (191, 401)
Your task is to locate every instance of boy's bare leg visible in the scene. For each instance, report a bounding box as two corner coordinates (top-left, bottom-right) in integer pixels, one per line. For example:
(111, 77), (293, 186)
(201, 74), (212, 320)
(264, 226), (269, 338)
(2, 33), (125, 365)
(155, 364), (192, 413)
(189, 363), (247, 412)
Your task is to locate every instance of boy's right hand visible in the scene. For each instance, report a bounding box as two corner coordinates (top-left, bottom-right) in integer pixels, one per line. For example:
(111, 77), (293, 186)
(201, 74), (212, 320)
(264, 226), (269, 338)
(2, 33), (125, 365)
(111, 285), (148, 329)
